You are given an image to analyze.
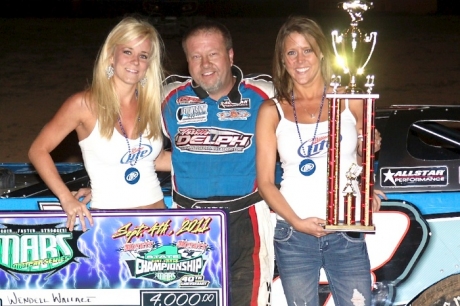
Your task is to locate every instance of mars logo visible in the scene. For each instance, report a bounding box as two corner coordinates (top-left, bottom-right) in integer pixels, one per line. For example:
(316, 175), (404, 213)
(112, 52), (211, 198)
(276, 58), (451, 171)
(0, 223), (87, 276)
(381, 166), (448, 187)
(126, 241), (209, 285)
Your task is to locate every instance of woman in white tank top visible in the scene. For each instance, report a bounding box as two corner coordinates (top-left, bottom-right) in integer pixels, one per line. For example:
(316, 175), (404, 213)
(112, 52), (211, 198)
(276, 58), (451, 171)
(29, 17), (170, 232)
(256, 16), (386, 306)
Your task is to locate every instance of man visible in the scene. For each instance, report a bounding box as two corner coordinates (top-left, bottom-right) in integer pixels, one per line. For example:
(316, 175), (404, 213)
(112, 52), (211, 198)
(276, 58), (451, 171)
(161, 20), (274, 306)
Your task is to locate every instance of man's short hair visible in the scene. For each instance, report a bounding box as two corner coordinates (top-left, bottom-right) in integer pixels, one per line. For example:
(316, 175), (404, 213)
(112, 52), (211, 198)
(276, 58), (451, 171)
(182, 20), (233, 53)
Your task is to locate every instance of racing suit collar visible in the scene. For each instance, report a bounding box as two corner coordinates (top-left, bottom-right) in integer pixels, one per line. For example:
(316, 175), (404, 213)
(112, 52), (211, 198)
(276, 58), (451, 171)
(191, 65), (243, 103)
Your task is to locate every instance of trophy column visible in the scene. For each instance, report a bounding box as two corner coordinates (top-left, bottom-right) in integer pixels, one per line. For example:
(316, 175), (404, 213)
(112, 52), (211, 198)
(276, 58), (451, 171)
(324, 0), (378, 232)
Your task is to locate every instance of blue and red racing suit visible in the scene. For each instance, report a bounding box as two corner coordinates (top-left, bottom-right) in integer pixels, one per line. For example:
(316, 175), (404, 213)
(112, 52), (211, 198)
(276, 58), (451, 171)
(162, 66), (275, 306)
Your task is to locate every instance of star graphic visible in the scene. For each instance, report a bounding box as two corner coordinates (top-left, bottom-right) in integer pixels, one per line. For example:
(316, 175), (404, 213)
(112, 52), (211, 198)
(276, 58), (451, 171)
(383, 169), (397, 186)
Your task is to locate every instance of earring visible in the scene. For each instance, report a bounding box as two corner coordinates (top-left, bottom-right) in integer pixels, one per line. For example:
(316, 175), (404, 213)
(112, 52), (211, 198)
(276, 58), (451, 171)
(106, 65), (114, 79)
(139, 77), (147, 87)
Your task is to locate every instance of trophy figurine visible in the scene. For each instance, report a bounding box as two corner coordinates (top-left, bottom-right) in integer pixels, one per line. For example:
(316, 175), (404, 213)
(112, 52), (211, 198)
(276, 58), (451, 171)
(325, 0), (378, 232)
(342, 164), (362, 226)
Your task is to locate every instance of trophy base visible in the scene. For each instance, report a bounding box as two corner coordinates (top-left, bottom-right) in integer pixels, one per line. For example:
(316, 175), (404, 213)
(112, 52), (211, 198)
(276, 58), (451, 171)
(324, 223), (375, 233)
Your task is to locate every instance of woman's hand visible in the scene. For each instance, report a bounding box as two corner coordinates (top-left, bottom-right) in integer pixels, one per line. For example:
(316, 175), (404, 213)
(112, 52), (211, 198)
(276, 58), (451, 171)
(72, 187), (92, 205)
(372, 189), (387, 212)
(63, 189), (94, 231)
(293, 217), (328, 238)
(357, 128), (382, 153)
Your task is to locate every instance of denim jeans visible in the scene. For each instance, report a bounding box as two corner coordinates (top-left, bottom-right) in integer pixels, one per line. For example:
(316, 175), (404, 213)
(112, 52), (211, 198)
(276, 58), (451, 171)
(274, 219), (372, 306)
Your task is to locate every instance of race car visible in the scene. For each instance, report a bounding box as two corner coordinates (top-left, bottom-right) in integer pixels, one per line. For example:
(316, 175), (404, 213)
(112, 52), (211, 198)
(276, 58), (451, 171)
(1, 105), (460, 305)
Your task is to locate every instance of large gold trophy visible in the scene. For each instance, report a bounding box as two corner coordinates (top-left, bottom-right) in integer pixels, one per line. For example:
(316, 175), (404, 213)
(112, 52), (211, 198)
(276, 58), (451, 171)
(325, 0), (378, 232)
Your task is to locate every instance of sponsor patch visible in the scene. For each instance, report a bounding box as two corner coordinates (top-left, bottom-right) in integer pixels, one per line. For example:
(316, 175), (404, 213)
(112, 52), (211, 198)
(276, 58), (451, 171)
(174, 126), (252, 154)
(218, 98), (250, 109)
(176, 95), (203, 105)
(217, 109), (251, 121)
(380, 166), (448, 188)
(177, 104), (208, 124)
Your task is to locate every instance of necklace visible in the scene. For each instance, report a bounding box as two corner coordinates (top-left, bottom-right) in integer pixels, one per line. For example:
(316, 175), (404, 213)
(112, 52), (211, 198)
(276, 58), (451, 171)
(304, 105), (320, 119)
(291, 85), (327, 176)
(118, 116), (142, 185)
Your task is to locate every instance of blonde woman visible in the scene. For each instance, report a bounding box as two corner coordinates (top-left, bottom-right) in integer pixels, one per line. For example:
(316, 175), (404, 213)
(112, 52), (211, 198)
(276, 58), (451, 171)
(29, 16), (170, 231)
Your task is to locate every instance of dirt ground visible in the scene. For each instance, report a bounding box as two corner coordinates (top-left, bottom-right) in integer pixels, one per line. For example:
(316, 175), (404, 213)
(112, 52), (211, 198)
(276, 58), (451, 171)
(0, 10), (459, 162)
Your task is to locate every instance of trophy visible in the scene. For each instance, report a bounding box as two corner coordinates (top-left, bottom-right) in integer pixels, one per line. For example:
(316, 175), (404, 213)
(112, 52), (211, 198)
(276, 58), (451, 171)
(325, 0), (378, 232)
(331, 0), (377, 94)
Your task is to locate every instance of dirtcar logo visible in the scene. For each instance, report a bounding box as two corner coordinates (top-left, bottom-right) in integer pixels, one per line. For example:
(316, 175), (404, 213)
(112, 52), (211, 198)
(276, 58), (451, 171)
(0, 223), (87, 277)
(176, 95), (203, 105)
(174, 126), (252, 154)
(219, 98), (250, 109)
(380, 166), (448, 187)
(177, 104), (208, 124)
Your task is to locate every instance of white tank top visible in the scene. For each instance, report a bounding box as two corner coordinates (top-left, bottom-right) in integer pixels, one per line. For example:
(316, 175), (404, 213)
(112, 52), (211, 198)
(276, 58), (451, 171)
(79, 121), (164, 209)
(274, 99), (359, 220)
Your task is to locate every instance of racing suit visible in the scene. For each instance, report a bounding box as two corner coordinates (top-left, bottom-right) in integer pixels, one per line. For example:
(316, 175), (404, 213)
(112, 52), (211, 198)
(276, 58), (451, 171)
(162, 66), (274, 306)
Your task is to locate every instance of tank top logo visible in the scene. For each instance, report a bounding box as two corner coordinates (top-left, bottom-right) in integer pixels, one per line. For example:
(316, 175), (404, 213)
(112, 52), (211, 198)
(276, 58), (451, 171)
(298, 133), (343, 158)
(120, 144), (152, 165)
(125, 167), (140, 185)
(299, 159), (316, 176)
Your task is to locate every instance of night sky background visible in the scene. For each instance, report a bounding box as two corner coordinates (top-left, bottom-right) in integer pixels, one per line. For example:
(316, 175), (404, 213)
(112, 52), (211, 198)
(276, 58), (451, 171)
(1, 0), (459, 18)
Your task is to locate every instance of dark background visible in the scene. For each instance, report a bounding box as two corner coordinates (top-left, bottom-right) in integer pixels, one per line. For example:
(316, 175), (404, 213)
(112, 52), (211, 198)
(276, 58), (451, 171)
(1, 0), (459, 18)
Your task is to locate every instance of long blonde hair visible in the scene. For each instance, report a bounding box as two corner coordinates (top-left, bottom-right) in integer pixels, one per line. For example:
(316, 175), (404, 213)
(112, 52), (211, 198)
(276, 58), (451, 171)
(91, 16), (165, 140)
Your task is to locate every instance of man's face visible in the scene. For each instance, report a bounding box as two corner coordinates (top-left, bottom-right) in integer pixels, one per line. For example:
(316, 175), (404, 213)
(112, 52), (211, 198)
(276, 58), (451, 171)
(184, 31), (234, 100)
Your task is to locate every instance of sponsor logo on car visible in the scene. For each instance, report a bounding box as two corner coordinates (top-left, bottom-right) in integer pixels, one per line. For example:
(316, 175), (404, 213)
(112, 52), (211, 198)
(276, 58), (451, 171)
(380, 166), (448, 187)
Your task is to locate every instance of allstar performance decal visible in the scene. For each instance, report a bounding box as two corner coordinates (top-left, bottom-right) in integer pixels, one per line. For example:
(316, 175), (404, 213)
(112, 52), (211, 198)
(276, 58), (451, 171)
(174, 126), (252, 154)
(380, 166), (448, 188)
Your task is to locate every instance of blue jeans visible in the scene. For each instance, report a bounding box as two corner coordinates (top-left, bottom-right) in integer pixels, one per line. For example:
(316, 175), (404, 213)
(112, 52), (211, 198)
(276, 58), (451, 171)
(274, 219), (372, 306)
